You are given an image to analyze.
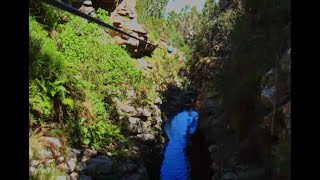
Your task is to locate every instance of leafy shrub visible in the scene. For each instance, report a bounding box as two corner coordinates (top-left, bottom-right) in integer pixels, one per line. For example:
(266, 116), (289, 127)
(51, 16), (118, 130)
(29, 1), (187, 152)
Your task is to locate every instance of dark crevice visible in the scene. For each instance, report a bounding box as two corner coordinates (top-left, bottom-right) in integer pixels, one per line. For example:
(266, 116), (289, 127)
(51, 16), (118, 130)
(146, 83), (211, 180)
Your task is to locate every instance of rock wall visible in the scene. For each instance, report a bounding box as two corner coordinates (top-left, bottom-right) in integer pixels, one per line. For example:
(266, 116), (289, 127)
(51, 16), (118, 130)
(260, 49), (291, 179)
(30, 0), (185, 179)
(29, 136), (150, 180)
(92, 0), (123, 13)
(74, 0), (158, 57)
(191, 48), (291, 179)
(109, 0), (158, 57)
(189, 0), (290, 178)
(29, 88), (166, 180)
(112, 88), (165, 148)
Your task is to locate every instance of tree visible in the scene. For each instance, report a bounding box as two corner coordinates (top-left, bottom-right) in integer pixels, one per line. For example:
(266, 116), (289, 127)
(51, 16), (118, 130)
(136, 0), (169, 21)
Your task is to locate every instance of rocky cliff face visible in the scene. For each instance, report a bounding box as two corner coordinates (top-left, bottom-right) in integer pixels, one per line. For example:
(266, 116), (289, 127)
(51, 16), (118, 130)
(75, 0), (158, 57)
(109, 0), (158, 57)
(29, 1), (170, 179)
(260, 48), (291, 179)
(190, 0), (291, 179)
(29, 88), (166, 180)
(192, 49), (291, 180)
(92, 0), (123, 13)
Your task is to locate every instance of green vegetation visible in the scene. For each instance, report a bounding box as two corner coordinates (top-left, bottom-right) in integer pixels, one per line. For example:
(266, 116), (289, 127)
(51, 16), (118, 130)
(30, 167), (66, 180)
(144, 47), (186, 89)
(29, 0), (185, 156)
(29, 0), (290, 179)
(136, 0), (192, 62)
(178, 0), (291, 178)
(30, 6), (138, 150)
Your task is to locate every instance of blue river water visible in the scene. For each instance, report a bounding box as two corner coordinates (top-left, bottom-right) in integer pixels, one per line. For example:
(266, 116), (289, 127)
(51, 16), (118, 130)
(160, 110), (199, 180)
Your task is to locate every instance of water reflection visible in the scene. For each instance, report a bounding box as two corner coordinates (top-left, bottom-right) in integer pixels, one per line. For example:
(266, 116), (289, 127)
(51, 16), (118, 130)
(160, 110), (198, 180)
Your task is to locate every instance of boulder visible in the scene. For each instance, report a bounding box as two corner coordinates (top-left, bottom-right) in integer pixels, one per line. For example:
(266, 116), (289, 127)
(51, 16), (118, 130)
(120, 105), (137, 114)
(154, 97), (162, 105)
(136, 133), (155, 143)
(31, 160), (40, 167)
(70, 172), (79, 180)
(135, 107), (152, 118)
(79, 0), (96, 16)
(126, 88), (136, 99)
(109, 0), (157, 57)
(56, 176), (68, 180)
(44, 137), (62, 147)
(75, 162), (87, 172)
(29, 166), (36, 176)
(68, 148), (81, 159)
(91, 0), (120, 12)
(82, 149), (97, 162)
(142, 121), (150, 130)
(223, 172), (237, 180)
(38, 148), (53, 159)
(67, 158), (77, 172)
(86, 156), (113, 175)
(128, 117), (143, 134)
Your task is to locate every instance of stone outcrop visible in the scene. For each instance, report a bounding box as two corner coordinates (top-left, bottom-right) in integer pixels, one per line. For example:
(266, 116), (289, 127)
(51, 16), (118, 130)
(109, 0), (158, 57)
(91, 0), (123, 13)
(260, 49), (291, 179)
(29, 86), (166, 179)
(260, 48), (291, 136)
(79, 0), (96, 16)
(74, 0), (158, 57)
(113, 88), (165, 146)
(191, 47), (291, 179)
(192, 57), (258, 179)
(189, 0), (290, 177)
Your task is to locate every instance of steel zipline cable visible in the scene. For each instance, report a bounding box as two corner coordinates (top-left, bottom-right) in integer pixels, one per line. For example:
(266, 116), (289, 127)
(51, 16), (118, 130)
(40, 0), (153, 45)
